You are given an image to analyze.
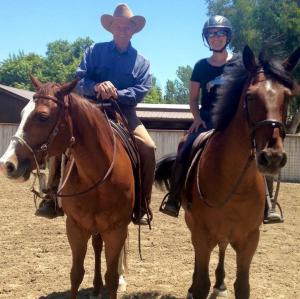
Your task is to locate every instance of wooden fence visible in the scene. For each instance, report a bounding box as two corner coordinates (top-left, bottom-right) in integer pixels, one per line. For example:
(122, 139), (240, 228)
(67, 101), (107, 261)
(0, 124), (299, 182)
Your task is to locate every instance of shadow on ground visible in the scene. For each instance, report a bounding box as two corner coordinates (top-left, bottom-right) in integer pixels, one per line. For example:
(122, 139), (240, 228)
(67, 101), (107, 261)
(39, 288), (178, 299)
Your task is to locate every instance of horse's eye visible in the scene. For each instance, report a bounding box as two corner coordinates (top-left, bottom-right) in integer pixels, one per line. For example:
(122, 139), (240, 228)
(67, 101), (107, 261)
(38, 113), (49, 122)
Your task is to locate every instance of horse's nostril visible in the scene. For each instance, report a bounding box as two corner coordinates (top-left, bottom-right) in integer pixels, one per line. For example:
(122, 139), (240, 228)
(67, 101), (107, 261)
(279, 153), (287, 168)
(259, 152), (269, 167)
(5, 161), (15, 174)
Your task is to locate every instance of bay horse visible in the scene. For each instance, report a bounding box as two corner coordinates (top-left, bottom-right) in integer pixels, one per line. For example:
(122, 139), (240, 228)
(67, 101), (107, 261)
(0, 76), (135, 299)
(155, 46), (300, 299)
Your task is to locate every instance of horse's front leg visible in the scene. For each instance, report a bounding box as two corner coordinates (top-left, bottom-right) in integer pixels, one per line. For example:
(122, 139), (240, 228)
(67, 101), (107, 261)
(190, 234), (214, 299)
(91, 233), (104, 297)
(102, 226), (128, 299)
(66, 216), (91, 299)
(231, 229), (260, 299)
(213, 242), (228, 297)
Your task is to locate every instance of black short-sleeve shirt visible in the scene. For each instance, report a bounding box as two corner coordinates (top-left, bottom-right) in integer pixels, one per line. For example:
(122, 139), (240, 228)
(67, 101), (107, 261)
(190, 54), (238, 121)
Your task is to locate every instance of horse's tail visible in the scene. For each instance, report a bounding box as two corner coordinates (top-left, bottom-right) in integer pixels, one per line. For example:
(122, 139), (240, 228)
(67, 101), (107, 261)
(154, 153), (177, 191)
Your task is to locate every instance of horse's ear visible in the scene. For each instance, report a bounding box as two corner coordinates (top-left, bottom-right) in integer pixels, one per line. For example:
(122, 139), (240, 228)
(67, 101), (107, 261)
(282, 47), (300, 72)
(58, 79), (79, 97)
(30, 74), (43, 90)
(243, 45), (258, 73)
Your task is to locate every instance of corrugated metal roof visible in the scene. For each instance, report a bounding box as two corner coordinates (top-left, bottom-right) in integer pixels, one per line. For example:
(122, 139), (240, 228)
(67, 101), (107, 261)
(0, 84), (33, 101)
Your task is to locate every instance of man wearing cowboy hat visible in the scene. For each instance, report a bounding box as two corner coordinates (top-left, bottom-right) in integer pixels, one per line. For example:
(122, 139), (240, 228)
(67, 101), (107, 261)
(75, 3), (155, 225)
(36, 4), (155, 224)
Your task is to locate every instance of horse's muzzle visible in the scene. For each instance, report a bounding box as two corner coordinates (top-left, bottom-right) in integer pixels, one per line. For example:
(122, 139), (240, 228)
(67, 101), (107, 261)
(257, 149), (287, 175)
(0, 158), (31, 181)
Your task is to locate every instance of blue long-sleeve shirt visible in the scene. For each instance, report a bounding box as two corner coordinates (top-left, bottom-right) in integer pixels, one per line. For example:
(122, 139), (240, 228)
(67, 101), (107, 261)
(75, 41), (152, 106)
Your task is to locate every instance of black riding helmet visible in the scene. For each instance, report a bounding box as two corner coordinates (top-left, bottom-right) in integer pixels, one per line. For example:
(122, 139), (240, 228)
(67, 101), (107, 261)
(202, 15), (232, 52)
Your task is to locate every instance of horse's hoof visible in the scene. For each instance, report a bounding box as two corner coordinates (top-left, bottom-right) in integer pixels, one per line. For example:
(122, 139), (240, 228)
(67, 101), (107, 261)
(118, 274), (127, 292)
(212, 287), (228, 297)
(186, 291), (193, 299)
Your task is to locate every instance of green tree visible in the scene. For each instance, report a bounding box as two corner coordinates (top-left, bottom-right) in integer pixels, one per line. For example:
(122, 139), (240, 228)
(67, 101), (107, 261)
(0, 52), (45, 90)
(0, 37), (94, 90)
(206, 0), (300, 132)
(164, 65), (192, 104)
(43, 37), (94, 83)
(164, 80), (177, 103)
(144, 76), (163, 103)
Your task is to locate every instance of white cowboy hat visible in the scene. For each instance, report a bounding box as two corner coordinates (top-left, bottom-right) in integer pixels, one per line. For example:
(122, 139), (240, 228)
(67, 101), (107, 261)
(100, 3), (146, 34)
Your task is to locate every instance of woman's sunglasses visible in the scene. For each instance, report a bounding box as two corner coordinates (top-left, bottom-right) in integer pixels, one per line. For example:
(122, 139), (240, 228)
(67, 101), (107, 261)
(206, 30), (228, 38)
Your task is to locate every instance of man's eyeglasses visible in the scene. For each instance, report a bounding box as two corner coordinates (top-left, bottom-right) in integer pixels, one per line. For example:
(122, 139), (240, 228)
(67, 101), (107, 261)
(206, 30), (228, 38)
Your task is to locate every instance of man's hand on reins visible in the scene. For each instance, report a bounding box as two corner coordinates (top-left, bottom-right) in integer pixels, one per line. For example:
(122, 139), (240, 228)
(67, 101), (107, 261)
(94, 81), (118, 100)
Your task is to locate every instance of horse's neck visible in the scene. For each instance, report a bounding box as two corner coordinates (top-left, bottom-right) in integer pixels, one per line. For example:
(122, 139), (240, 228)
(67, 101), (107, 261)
(206, 97), (254, 177)
(223, 103), (251, 159)
(69, 97), (113, 176)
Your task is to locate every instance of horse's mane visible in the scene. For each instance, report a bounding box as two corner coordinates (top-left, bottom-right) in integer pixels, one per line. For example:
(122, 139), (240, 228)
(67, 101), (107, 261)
(69, 92), (100, 114)
(212, 54), (247, 131)
(213, 52), (294, 131)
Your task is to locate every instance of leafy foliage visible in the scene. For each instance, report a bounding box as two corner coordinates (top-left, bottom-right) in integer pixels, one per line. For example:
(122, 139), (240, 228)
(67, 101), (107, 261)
(0, 37), (93, 90)
(144, 76), (163, 103)
(0, 52), (45, 89)
(164, 65), (192, 103)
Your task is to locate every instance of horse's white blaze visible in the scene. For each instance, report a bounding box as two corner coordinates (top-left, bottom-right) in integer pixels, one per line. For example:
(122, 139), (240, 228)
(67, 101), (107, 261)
(265, 80), (277, 101)
(15, 100), (35, 139)
(0, 100), (35, 176)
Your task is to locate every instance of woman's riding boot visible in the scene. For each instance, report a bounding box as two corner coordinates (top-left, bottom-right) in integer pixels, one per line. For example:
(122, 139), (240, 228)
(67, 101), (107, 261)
(160, 162), (186, 217)
(263, 176), (283, 224)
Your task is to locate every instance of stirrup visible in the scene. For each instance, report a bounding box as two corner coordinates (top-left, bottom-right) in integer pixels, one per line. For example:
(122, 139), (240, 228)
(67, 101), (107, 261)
(159, 192), (180, 218)
(263, 202), (284, 224)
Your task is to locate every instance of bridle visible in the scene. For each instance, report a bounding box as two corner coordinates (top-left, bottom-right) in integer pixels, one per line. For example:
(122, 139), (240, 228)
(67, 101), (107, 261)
(12, 92), (117, 199)
(196, 68), (287, 208)
(12, 93), (75, 199)
(13, 93), (75, 160)
(243, 68), (287, 150)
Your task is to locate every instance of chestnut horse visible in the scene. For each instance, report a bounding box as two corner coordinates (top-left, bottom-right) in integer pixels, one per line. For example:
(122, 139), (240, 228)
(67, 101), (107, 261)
(155, 46), (300, 299)
(0, 77), (135, 299)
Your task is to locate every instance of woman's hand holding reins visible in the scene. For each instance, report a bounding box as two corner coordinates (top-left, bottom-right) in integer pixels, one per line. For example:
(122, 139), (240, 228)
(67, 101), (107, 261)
(188, 117), (206, 133)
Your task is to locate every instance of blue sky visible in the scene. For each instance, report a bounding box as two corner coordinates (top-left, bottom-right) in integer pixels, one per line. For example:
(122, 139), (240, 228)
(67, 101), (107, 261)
(0, 0), (211, 90)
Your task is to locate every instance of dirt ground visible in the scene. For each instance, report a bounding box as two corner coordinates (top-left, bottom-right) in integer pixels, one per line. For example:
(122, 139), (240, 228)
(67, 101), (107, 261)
(0, 178), (299, 299)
